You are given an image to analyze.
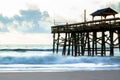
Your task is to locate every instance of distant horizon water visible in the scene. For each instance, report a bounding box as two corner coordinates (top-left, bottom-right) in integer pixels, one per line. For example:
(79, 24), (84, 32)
(0, 33), (53, 45)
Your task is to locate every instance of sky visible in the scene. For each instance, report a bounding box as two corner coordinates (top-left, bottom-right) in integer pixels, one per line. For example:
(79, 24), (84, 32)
(0, 0), (120, 44)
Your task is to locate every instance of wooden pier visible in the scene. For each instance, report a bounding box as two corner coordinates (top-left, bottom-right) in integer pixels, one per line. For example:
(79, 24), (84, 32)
(51, 8), (120, 56)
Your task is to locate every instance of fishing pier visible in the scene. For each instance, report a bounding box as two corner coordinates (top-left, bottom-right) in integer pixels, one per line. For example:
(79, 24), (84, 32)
(51, 8), (120, 56)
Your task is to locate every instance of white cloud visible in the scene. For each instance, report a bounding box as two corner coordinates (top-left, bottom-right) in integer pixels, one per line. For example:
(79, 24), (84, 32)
(0, 9), (52, 33)
(0, 0), (119, 21)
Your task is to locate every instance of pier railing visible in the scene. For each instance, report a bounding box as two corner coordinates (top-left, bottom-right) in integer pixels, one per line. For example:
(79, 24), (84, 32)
(51, 17), (120, 33)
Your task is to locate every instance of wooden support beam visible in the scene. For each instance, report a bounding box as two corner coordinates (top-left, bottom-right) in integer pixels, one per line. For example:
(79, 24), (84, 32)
(74, 33), (77, 56)
(83, 33), (87, 55)
(87, 32), (91, 56)
(71, 33), (74, 56)
(109, 30), (114, 56)
(67, 33), (71, 56)
(77, 33), (80, 56)
(118, 30), (120, 52)
(62, 33), (67, 56)
(101, 31), (106, 56)
(53, 33), (55, 53)
(56, 33), (60, 53)
(92, 32), (95, 56)
(94, 32), (98, 55)
(81, 33), (85, 56)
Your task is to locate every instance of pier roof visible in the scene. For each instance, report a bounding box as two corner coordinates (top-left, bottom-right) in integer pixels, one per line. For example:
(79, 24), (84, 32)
(91, 7), (118, 17)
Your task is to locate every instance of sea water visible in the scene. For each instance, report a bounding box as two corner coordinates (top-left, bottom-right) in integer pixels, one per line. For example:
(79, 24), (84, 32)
(0, 44), (120, 72)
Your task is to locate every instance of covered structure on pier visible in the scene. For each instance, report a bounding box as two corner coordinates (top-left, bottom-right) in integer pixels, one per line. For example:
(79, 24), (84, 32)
(91, 7), (118, 20)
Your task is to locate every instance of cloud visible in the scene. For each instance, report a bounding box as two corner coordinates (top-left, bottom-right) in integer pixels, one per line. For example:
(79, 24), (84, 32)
(0, 9), (52, 33)
(105, 1), (120, 13)
(0, 14), (12, 24)
(0, 22), (8, 32)
(111, 2), (120, 12)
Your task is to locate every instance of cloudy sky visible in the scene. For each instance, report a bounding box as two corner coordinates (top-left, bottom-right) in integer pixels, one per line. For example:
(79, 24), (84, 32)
(0, 0), (120, 44)
(0, 0), (120, 33)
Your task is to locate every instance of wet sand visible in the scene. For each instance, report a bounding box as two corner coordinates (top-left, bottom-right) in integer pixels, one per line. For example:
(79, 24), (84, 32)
(0, 70), (120, 80)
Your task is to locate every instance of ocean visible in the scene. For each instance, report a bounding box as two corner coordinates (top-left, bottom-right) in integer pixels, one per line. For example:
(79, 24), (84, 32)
(0, 44), (120, 72)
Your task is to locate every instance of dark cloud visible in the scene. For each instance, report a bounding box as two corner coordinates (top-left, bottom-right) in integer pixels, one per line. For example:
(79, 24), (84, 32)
(0, 9), (51, 33)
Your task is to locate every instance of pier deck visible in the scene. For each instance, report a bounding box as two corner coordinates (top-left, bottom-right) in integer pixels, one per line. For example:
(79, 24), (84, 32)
(52, 18), (120, 33)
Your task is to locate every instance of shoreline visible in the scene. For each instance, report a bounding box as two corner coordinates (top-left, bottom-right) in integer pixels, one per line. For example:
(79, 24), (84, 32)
(0, 70), (120, 80)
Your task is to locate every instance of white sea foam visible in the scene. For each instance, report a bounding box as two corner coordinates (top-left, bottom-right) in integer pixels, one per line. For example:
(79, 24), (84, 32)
(0, 50), (120, 72)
